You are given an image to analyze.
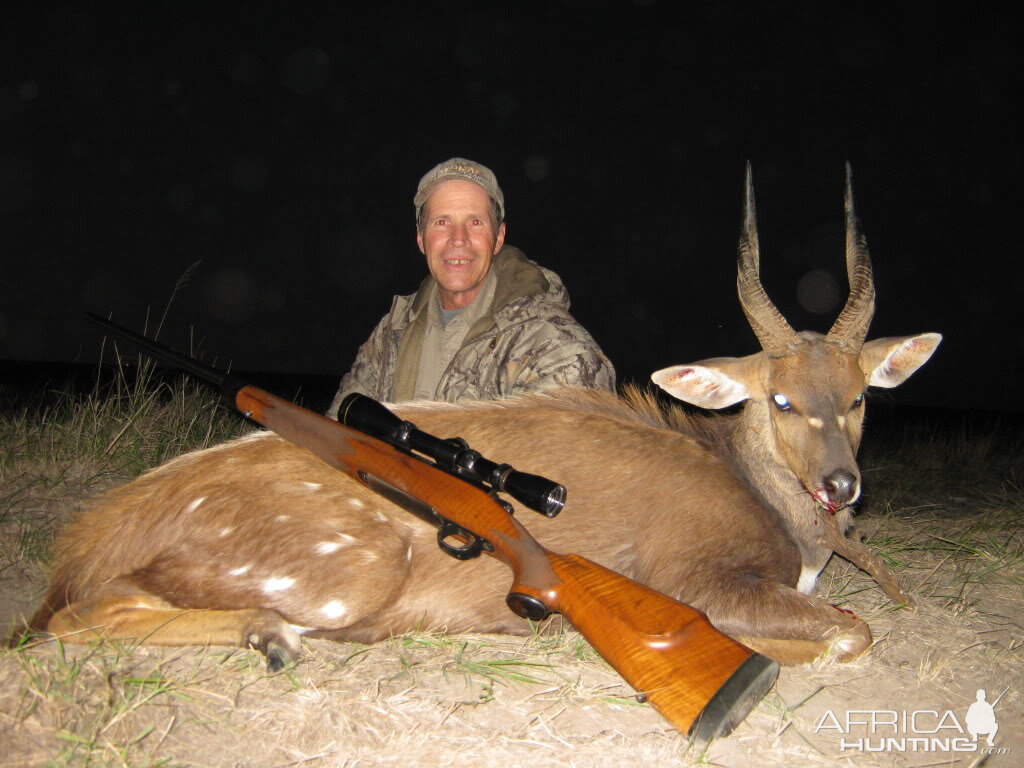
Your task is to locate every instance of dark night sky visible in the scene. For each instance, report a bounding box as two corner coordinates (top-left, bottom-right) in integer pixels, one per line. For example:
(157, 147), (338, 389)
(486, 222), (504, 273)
(1, 2), (1020, 411)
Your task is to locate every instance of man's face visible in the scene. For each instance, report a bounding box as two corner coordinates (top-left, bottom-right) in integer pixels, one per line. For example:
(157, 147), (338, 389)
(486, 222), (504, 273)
(416, 180), (505, 310)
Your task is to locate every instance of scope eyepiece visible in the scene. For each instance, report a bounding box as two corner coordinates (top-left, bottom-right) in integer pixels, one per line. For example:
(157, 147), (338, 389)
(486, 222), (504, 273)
(503, 471), (566, 518)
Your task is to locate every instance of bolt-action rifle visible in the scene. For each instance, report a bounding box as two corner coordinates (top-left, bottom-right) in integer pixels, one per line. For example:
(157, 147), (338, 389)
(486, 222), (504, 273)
(86, 313), (779, 746)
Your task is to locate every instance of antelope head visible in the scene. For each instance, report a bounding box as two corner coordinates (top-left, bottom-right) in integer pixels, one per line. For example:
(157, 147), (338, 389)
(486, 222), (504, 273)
(653, 165), (942, 513)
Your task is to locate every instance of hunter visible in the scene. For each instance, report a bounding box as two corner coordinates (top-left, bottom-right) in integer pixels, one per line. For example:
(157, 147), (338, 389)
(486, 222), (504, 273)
(327, 157), (614, 417)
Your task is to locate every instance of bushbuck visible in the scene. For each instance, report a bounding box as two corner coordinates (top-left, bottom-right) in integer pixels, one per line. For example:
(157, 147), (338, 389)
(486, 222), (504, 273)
(25, 167), (940, 668)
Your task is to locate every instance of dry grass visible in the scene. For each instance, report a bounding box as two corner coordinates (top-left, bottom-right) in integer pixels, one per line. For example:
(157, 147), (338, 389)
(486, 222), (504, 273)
(1, 376), (1022, 766)
(0, 360), (246, 564)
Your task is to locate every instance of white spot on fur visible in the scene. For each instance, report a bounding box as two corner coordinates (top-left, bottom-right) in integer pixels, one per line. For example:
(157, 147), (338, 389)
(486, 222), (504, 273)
(373, 511), (388, 522)
(321, 600), (347, 619)
(406, 546), (413, 561)
(348, 498), (365, 509)
(797, 565), (820, 594)
(219, 527), (233, 537)
(276, 515), (290, 522)
(184, 497), (206, 513)
(228, 565), (251, 576)
(807, 417), (823, 429)
(314, 534), (356, 555)
(289, 624), (315, 635)
(837, 415), (846, 428)
(263, 577), (295, 593)
(302, 482), (322, 490)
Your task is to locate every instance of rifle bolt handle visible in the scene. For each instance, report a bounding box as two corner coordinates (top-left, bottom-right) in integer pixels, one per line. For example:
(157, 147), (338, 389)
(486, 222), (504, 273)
(506, 592), (550, 621)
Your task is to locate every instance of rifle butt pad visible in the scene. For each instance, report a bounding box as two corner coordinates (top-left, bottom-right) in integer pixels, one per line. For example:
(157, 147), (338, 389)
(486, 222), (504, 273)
(528, 554), (779, 746)
(688, 652), (778, 746)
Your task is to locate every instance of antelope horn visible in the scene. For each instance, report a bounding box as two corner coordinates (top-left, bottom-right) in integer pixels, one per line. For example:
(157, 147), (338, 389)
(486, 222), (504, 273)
(825, 164), (876, 351)
(737, 163), (803, 358)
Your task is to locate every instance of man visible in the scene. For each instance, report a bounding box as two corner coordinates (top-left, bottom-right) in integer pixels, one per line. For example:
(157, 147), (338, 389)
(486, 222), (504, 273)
(326, 157), (614, 418)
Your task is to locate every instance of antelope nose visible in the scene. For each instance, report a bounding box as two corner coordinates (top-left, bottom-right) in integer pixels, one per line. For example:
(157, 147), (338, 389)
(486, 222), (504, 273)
(824, 469), (858, 506)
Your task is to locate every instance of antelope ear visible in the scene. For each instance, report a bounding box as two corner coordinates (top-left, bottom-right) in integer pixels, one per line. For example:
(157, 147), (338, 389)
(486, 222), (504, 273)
(652, 355), (761, 410)
(861, 333), (942, 388)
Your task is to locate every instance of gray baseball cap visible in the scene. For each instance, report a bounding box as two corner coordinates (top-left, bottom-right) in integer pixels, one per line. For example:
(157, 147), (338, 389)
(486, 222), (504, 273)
(413, 157), (505, 222)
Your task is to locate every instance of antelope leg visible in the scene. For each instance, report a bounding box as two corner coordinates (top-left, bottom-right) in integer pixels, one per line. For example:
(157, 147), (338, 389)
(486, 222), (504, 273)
(697, 577), (873, 665)
(816, 510), (913, 606)
(45, 578), (300, 671)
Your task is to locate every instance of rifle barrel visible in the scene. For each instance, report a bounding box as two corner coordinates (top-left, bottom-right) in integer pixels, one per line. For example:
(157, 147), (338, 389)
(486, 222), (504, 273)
(85, 313), (243, 403)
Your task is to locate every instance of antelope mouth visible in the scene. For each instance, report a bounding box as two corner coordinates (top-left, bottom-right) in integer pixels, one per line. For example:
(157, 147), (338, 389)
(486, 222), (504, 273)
(805, 473), (862, 513)
(807, 486), (842, 515)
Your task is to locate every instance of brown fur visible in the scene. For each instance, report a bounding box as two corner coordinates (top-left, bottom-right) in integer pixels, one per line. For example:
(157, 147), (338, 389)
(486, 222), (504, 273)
(28, 387), (873, 665)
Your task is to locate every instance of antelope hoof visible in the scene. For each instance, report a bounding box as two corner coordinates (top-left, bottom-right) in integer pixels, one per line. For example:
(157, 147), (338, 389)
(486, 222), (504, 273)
(733, 615), (873, 666)
(266, 642), (294, 672)
(244, 611), (302, 671)
(829, 618), (873, 663)
(249, 629), (300, 672)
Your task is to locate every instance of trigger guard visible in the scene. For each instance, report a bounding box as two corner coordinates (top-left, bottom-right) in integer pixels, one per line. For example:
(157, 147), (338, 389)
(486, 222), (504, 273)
(437, 521), (485, 560)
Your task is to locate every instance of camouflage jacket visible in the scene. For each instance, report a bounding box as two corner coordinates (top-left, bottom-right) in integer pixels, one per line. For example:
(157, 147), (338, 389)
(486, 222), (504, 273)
(326, 246), (615, 418)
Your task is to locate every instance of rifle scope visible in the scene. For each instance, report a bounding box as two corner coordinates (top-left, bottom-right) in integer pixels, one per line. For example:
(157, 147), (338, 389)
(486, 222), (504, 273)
(338, 393), (566, 518)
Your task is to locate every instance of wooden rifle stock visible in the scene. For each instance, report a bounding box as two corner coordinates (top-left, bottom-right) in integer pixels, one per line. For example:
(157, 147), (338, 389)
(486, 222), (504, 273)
(85, 314), (779, 745)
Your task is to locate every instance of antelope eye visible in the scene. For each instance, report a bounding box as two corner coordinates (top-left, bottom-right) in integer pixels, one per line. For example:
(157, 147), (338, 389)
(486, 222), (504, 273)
(772, 393), (792, 411)
(852, 392), (865, 409)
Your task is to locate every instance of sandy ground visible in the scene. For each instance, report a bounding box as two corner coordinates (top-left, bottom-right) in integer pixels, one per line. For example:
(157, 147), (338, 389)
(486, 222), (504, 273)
(2, 503), (1021, 768)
